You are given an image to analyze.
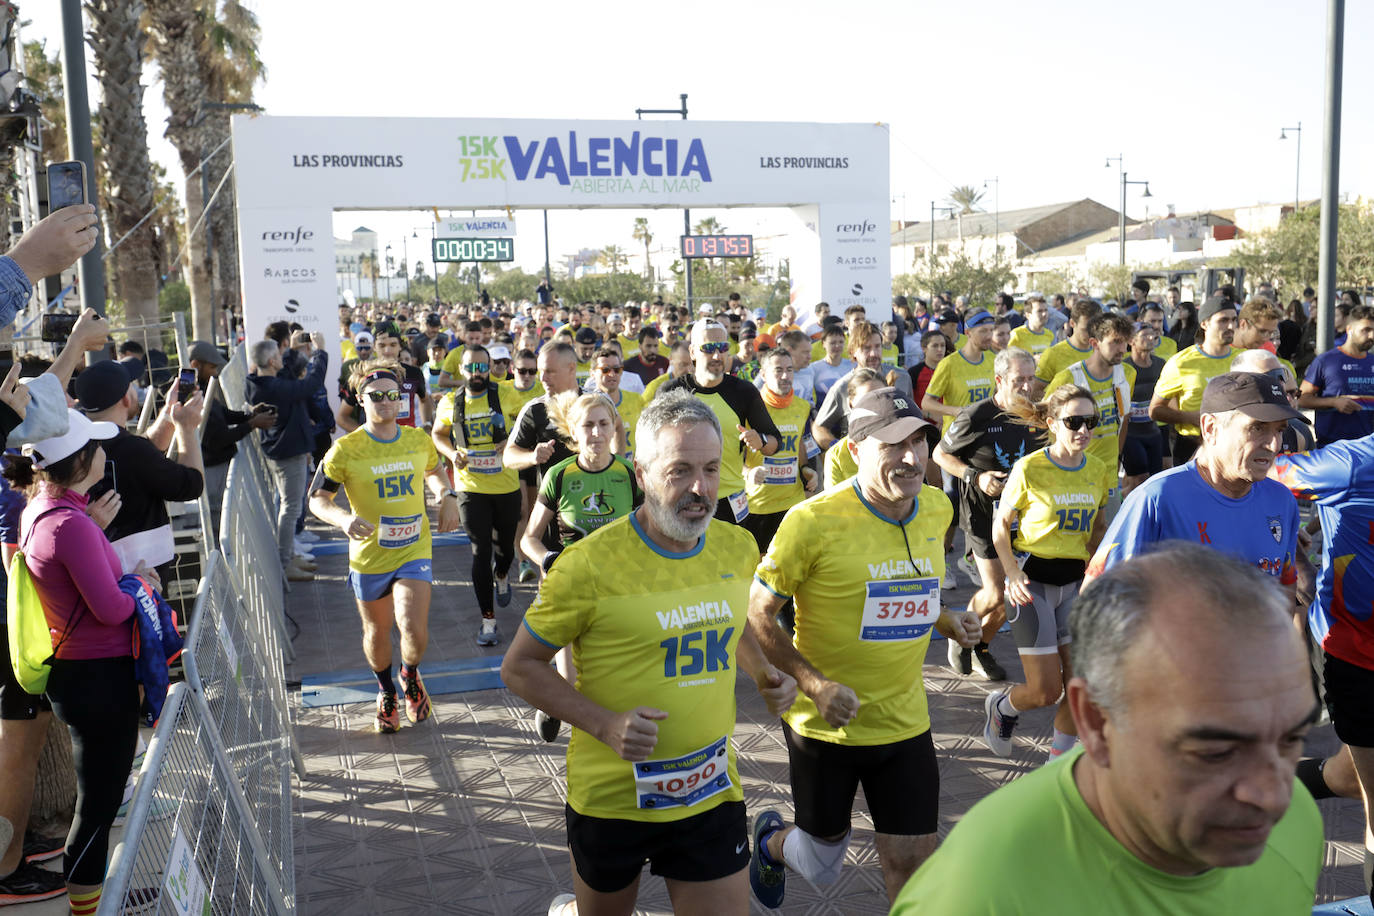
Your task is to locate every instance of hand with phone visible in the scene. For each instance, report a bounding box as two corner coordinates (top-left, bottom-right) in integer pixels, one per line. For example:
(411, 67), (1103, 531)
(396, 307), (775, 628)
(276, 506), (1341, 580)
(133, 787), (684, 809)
(5, 201), (99, 285)
(176, 367), (197, 404)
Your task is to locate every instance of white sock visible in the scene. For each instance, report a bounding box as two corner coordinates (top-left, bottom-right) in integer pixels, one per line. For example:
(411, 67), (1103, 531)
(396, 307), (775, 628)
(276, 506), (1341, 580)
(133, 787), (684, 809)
(1051, 728), (1077, 754)
(996, 692), (1019, 718)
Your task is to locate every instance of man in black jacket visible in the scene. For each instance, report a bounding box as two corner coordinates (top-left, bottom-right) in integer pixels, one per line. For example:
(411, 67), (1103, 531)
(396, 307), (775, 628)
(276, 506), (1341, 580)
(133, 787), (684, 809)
(246, 333), (327, 581)
(190, 340), (275, 529)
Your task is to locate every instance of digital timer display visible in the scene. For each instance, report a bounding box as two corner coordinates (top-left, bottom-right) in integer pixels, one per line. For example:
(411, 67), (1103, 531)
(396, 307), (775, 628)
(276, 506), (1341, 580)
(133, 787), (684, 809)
(432, 237), (514, 263)
(680, 234), (754, 259)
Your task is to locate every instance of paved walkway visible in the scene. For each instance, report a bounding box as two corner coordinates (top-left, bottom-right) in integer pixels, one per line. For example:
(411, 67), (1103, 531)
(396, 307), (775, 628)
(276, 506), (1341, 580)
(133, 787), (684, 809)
(278, 521), (1369, 915)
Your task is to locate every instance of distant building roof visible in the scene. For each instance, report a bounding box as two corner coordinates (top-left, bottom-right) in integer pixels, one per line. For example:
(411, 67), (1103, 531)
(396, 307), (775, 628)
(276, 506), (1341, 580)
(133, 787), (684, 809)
(353, 226), (375, 234)
(892, 199), (1126, 246)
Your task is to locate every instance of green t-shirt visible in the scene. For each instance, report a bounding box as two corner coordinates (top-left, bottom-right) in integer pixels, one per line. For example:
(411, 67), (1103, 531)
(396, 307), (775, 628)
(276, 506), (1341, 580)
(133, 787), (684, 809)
(537, 454), (642, 547)
(891, 747), (1322, 915)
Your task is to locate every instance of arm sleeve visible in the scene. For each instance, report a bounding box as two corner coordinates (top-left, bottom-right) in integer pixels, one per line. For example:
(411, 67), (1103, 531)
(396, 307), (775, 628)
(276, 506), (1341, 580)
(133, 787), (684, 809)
(1272, 443), (1351, 502)
(51, 515), (136, 626)
(521, 543), (595, 649)
(738, 382), (781, 443)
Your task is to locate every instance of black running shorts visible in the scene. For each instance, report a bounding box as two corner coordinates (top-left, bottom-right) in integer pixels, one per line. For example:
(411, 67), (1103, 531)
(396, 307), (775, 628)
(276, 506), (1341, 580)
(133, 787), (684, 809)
(565, 800), (749, 893)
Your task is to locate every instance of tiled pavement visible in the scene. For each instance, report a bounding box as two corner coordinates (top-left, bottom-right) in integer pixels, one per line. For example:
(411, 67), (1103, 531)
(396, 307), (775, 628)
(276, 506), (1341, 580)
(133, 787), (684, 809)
(282, 522), (1369, 915)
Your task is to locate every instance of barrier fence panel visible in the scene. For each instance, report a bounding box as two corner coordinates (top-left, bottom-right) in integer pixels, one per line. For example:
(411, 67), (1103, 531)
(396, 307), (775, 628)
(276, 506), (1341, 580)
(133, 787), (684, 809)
(98, 685), (293, 916)
(184, 549), (304, 808)
(220, 452), (295, 663)
(219, 344), (249, 411)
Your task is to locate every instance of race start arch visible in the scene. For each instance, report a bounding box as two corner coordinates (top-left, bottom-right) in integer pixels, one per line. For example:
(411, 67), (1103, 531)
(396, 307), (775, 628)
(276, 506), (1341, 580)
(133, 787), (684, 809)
(231, 115), (890, 345)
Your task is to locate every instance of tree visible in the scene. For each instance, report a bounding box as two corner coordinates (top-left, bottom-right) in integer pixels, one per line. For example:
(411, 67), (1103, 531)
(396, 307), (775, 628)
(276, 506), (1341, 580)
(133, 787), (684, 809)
(145, 0), (265, 339)
(693, 216), (723, 236)
(1232, 201), (1374, 294)
(89, 0), (162, 351)
(598, 244), (628, 274)
(913, 247), (1013, 305)
(632, 217), (653, 278)
(947, 185), (986, 215)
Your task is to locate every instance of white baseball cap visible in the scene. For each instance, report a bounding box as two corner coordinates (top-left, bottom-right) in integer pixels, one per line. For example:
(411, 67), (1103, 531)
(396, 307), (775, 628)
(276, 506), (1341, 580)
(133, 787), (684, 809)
(23, 408), (119, 468)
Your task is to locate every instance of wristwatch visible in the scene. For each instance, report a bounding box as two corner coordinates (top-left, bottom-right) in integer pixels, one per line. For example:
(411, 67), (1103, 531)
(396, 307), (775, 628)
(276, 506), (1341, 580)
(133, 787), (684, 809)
(962, 467), (980, 488)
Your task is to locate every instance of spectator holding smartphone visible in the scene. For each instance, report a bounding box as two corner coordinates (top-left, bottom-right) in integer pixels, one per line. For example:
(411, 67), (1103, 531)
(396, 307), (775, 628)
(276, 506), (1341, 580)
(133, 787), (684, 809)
(189, 340), (275, 529)
(0, 204), (100, 330)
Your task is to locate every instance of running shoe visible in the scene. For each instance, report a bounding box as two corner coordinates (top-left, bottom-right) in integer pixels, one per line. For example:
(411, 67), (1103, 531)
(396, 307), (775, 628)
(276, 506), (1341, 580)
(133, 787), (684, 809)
(518, 560), (537, 584)
(297, 529), (321, 544)
(749, 809), (786, 909)
(0, 862), (67, 905)
(547, 893), (577, 916)
(21, 833), (63, 865)
(476, 618), (500, 646)
(398, 668), (432, 724)
(941, 567), (956, 590)
(957, 554), (983, 587)
(947, 639), (972, 676)
(971, 642), (1007, 681)
(983, 690), (1019, 758)
(534, 709), (561, 743)
(495, 575), (512, 607)
(375, 691), (400, 734)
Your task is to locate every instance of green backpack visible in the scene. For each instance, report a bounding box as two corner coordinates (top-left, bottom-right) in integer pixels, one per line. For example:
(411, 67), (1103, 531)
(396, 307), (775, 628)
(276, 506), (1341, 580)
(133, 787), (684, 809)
(6, 508), (81, 694)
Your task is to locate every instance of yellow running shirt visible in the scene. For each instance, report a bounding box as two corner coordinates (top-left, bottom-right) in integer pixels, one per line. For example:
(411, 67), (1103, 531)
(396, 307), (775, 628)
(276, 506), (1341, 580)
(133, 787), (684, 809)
(498, 377), (544, 421)
(1036, 340), (1093, 383)
(745, 396), (815, 515)
(824, 437), (858, 486)
(755, 481), (952, 745)
(1046, 360), (1135, 475)
(434, 388), (521, 495)
(1153, 334), (1178, 361)
(643, 371), (677, 403)
(320, 426), (439, 575)
(1154, 345), (1235, 438)
(576, 360), (592, 388)
(925, 350), (995, 433)
(523, 515), (757, 822)
(1000, 448), (1114, 561)
(608, 389), (644, 459)
(1009, 325), (1054, 357)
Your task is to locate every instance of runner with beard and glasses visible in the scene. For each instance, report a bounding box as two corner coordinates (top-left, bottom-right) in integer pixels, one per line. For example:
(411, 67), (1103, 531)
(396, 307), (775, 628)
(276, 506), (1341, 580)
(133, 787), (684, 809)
(432, 345), (522, 646)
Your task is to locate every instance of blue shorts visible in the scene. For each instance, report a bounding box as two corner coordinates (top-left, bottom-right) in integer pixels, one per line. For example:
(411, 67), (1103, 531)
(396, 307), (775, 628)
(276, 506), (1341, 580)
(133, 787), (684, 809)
(348, 558), (433, 602)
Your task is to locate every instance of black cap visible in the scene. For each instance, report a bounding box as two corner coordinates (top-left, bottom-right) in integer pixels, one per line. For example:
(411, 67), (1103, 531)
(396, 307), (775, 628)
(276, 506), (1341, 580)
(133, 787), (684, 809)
(573, 327), (598, 345)
(1200, 372), (1304, 422)
(75, 359), (139, 412)
(937, 310), (959, 325)
(1198, 295), (1236, 323)
(848, 387), (940, 446)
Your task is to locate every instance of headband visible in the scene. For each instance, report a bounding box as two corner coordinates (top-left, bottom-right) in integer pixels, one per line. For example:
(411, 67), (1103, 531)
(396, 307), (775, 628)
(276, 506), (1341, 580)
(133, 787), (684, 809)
(361, 369), (399, 389)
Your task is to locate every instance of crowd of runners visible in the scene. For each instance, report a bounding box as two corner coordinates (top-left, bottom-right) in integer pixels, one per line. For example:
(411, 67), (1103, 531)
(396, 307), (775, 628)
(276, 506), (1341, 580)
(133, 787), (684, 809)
(296, 285), (1370, 913)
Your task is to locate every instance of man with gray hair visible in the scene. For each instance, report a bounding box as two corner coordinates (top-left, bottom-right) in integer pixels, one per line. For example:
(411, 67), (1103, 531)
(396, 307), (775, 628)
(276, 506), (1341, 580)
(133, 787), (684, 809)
(1086, 371), (1302, 600)
(503, 390), (797, 916)
(1231, 348), (1314, 454)
(246, 331), (328, 581)
(890, 545), (1323, 912)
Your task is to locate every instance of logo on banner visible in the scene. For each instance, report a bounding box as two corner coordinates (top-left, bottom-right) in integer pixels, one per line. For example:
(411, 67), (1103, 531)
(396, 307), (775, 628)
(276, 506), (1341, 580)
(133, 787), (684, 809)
(260, 225), (316, 254)
(285, 299), (300, 314)
(264, 266), (318, 284)
(455, 131), (712, 195)
(851, 283), (864, 297)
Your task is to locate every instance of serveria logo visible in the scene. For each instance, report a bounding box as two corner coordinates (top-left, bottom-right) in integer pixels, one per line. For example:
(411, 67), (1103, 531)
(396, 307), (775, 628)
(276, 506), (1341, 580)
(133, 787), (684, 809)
(503, 132), (712, 186)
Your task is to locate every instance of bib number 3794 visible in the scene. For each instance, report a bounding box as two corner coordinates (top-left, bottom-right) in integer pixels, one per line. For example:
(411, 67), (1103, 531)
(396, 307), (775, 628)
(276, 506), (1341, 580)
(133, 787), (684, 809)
(859, 577), (940, 641)
(633, 736), (732, 809)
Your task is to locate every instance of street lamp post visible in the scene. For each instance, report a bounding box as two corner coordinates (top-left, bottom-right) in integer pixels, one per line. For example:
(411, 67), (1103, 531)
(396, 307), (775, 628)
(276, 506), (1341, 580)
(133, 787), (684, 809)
(401, 233), (411, 302)
(1107, 155), (1151, 267)
(983, 177), (1000, 263)
(385, 244), (393, 301)
(1279, 122), (1302, 214)
(636, 94), (689, 308)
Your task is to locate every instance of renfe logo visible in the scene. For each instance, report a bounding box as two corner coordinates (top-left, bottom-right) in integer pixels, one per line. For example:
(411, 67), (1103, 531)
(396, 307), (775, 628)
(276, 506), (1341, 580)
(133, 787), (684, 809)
(261, 226), (314, 243)
(503, 132), (712, 186)
(836, 221), (877, 234)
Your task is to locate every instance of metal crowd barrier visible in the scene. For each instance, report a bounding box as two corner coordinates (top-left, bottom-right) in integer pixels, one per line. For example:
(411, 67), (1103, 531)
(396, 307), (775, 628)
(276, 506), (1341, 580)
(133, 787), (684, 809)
(98, 685), (293, 916)
(220, 447), (295, 663)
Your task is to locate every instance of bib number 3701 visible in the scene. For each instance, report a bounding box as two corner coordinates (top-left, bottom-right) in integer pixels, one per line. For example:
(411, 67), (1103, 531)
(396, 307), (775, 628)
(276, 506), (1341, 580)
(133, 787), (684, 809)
(859, 577), (940, 641)
(633, 736), (732, 809)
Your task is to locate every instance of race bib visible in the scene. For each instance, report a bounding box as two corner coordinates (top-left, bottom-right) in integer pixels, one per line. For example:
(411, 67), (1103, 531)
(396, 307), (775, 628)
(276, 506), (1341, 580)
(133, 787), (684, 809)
(397, 391), (412, 420)
(467, 448), (502, 474)
(1129, 400), (1150, 422)
(803, 435), (820, 460)
(727, 489), (749, 522)
(762, 455), (797, 485)
(859, 578), (940, 641)
(378, 513), (422, 549)
(633, 736), (732, 809)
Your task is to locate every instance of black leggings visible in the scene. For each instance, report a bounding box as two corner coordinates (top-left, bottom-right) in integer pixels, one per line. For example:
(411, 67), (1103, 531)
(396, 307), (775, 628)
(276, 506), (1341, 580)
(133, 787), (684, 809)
(456, 489), (521, 615)
(44, 656), (139, 887)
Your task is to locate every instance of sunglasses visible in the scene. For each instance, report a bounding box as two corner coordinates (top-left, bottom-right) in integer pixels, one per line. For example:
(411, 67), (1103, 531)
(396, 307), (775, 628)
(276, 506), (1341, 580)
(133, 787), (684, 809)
(365, 389), (402, 403)
(1058, 414), (1100, 431)
(699, 341), (731, 355)
(515, 367), (538, 376)
(599, 366), (623, 374)
(356, 345), (373, 352)
(463, 362), (490, 373)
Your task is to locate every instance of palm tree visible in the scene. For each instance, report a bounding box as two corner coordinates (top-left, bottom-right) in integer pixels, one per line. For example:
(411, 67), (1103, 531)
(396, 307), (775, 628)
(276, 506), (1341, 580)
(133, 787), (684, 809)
(145, 0), (264, 340)
(88, 0), (162, 351)
(947, 185), (986, 214)
(693, 216), (723, 236)
(599, 245), (628, 274)
(632, 217), (653, 278)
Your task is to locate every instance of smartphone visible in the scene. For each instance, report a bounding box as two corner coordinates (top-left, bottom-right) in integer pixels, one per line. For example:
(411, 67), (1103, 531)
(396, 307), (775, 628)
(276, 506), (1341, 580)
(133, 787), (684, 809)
(88, 460), (117, 502)
(40, 312), (78, 344)
(176, 367), (196, 403)
(46, 160), (88, 212)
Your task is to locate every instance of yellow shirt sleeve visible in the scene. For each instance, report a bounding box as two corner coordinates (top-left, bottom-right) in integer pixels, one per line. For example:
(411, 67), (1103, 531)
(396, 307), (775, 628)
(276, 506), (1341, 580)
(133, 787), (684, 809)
(1047, 368), (1072, 396)
(522, 542), (595, 649)
(441, 347), (465, 378)
(755, 508), (817, 599)
(1155, 353), (1184, 400)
